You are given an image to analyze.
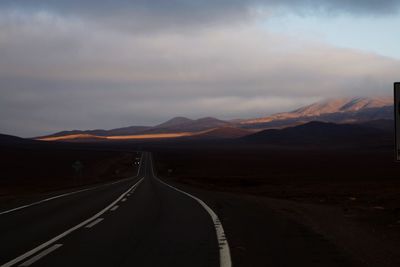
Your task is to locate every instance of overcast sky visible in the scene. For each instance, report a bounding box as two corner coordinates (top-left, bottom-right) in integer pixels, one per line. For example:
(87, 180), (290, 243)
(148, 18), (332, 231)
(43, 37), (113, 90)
(1, 1), (399, 137)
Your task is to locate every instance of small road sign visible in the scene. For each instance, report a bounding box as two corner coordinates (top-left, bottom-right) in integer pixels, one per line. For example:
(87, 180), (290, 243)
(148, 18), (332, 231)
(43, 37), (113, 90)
(72, 160), (83, 173)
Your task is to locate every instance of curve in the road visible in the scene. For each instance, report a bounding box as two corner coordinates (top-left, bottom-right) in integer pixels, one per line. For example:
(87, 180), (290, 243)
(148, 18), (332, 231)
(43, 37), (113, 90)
(149, 153), (232, 267)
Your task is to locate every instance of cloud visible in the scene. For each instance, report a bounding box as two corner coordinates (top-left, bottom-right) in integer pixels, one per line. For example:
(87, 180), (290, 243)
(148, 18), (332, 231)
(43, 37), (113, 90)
(1, 1), (399, 136)
(0, 1), (399, 33)
(0, 10), (399, 137)
(2, 1), (399, 15)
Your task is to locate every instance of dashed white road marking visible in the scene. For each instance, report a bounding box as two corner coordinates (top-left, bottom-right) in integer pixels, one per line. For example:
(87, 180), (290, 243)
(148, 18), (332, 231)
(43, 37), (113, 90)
(121, 198), (127, 202)
(110, 205), (119, 211)
(85, 218), (104, 228)
(148, 153), (232, 267)
(18, 244), (62, 266)
(0, 178), (144, 267)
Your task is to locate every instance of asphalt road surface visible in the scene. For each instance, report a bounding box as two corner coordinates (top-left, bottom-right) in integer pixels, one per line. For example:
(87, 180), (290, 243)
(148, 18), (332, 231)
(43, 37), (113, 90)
(0, 152), (357, 267)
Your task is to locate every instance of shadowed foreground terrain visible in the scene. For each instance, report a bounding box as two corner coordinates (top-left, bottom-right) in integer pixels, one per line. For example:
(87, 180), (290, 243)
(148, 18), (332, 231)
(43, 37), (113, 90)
(0, 136), (140, 208)
(153, 145), (400, 266)
(1, 125), (400, 266)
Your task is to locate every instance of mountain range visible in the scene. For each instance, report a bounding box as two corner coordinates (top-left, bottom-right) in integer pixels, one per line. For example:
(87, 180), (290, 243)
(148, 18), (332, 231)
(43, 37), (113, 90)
(36, 96), (393, 141)
(239, 96), (392, 129)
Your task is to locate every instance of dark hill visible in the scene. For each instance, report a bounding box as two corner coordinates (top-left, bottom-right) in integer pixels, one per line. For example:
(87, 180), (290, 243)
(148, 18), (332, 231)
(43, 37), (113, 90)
(192, 127), (252, 139)
(105, 126), (150, 135)
(142, 117), (230, 133)
(40, 129), (108, 138)
(241, 121), (391, 147)
(358, 119), (393, 132)
(0, 133), (42, 147)
(153, 117), (193, 128)
(37, 125), (150, 139)
(0, 133), (25, 144)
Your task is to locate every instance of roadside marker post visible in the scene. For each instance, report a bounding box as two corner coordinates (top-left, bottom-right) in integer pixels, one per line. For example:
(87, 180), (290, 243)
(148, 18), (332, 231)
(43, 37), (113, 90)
(394, 82), (400, 161)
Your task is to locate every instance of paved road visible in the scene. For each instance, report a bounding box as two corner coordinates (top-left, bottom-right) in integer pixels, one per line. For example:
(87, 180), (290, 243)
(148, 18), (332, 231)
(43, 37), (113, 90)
(0, 152), (230, 267)
(0, 151), (357, 267)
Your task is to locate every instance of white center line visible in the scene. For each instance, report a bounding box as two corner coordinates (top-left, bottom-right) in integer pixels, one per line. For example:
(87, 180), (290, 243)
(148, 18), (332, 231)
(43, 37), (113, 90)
(110, 205), (119, 211)
(85, 218), (104, 228)
(18, 244), (63, 267)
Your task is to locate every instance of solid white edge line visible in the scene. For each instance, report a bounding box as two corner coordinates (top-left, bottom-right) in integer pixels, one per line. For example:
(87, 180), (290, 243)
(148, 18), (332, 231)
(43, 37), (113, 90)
(148, 153), (232, 267)
(18, 244), (63, 267)
(85, 218), (104, 228)
(0, 153), (144, 216)
(0, 188), (96, 216)
(0, 178), (144, 267)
